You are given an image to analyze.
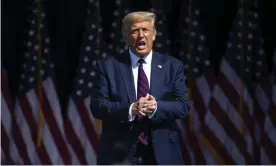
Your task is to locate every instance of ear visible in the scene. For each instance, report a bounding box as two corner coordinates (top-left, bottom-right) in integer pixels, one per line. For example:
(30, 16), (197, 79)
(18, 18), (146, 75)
(153, 29), (157, 41)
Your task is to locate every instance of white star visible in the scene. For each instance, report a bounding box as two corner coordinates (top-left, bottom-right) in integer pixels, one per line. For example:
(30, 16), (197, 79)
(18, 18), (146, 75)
(85, 46), (91, 52)
(29, 77), (34, 83)
(81, 68), (86, 73)
(76, 90), (82, 96)
(88, 82), (93, 88)
(79, 79), (84, 84)
(84, 56), (89, 62)
(91, 24), (96, 29)
(90, 71), (95, 76)
(88, 35), (94, 40)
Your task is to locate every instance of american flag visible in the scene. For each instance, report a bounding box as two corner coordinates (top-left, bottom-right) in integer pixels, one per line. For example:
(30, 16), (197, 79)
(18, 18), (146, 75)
(10, 0), (71, 164)
(108, 0), (130, 55)
(251, 8), (276, 164)
(64, 0), (108, 164)
(173, 1), (216, 164)
(150, 0), (171, 54)
(1, 69), (15, 164)
(204, 6), (256, 164)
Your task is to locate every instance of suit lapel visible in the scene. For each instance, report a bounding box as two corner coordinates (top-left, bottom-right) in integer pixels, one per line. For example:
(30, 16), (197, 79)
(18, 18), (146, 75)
(118, 53), (136, 103)
(150, 52), (164, 97)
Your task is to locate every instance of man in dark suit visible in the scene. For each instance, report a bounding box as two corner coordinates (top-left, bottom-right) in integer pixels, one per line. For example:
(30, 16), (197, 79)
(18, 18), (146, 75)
(91, 11), (190, 165)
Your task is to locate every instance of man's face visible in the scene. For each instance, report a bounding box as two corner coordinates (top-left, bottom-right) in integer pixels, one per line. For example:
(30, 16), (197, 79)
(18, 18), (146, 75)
(125, 20), (156, 57)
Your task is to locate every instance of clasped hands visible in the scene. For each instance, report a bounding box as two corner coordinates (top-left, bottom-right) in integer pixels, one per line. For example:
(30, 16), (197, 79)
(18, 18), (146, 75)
(132, 93), (157, 116)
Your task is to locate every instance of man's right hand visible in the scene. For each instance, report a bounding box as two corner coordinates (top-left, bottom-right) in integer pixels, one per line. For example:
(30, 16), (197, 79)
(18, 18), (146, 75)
(132, 94), (156, 116)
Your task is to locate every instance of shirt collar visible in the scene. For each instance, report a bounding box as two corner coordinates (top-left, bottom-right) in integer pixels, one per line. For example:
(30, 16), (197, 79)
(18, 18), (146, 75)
(129, 48), (153, 66)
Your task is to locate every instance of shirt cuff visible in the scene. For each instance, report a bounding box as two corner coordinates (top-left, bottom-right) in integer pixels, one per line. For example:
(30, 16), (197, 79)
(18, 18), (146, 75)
(128, 103), (136, 121)
(148, 102), (157, 119)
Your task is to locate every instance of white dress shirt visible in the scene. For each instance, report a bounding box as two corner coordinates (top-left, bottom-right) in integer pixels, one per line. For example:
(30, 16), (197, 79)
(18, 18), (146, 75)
(128, 48), (157, 121)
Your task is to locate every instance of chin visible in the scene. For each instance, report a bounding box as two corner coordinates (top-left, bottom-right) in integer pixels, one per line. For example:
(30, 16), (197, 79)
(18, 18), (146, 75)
(136, 49), (150, 56)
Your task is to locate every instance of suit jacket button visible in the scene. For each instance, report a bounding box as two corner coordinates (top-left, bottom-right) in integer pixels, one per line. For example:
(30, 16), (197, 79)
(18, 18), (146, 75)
(120, 121), (124, 123)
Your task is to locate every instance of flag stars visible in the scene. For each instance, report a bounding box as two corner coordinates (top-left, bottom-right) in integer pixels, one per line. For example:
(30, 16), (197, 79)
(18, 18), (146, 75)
(83, 56), (89, 62)
(257, 61), (262, 66)
(45, 38), (50, 43)
(258, 49), (264, 55)
(88, 82), (93, 88)
(76, 90), (82, 96)
(196, 57), (200, 62)
(200, 35), (205, 41)
(88, 35), (94, 40)
(34, 45), (39, 50)
(113, 10), (119, 16)
(79, 79), (84, 84)
(29, 30), (35, 36)
(194, 9), (200, 15)
(27, 41), (32, 47)
(112, 22), (117, 27)
(248, 33), (253, 39)
(29, 77), (34, 83)
(90, 71), (95, 76)
(156, 43), (162, 48)
(205, 60), (210, 66)
(31, 66), (36, 72)
(91, 24), (96, 29)
(21, 74), (25, 79)
(227, 42), (232, 48)
(92, 60), (97, 66)
(197, 45), (202, 52)
(193, 68), (199, 73)
(81, 68), (86, 73)
(85, 46), (91, 52)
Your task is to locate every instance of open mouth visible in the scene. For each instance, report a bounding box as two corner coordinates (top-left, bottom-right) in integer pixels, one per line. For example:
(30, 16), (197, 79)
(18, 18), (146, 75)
(136, 41), (146, 50)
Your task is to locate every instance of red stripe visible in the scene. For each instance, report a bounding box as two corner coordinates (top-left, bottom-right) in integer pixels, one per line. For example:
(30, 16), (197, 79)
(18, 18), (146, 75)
(201, 124), (235, 164)
(267, 103), (276, 128)
(218, 72), (254, 162)
(139, 73), (149, 83)
(261, 126), (276, 163)
(209, 98), (249, 162)
(65, 118), (88, 164)
(138, 80), (149, 90)
(35, 83), (71, 164)
(77, 103), (99, 151)
(11, 116), (32, 164)
(178, 133), (192, 164)
(20, 96), (51, 164)
(138, 86), (148, 95)
(1, 125), (11, 161)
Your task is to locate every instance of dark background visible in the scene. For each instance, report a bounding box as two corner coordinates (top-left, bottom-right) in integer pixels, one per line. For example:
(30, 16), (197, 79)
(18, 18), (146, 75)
(2, 0), (275, 109)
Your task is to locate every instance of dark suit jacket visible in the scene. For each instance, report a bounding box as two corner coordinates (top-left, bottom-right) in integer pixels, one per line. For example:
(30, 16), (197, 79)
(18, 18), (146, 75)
(90, 51), (190, 165)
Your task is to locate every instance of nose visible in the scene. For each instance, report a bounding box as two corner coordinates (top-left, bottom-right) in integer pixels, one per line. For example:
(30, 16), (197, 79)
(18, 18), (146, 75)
(138, 29), (144, 38)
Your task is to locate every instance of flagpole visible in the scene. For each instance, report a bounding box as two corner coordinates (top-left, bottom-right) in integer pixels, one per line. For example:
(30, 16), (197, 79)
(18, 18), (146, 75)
(36, 0), (44, 149)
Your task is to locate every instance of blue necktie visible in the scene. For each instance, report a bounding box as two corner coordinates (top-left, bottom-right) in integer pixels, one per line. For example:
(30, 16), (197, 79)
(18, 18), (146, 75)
(136, 58), (149, 145)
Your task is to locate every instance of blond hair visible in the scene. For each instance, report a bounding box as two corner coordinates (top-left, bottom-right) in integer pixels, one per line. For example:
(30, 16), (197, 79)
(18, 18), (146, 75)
(121, 11), (156, 40)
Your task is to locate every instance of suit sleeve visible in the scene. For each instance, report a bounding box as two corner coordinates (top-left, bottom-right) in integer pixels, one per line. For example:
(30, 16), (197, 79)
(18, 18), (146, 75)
(90, 60), (130, 122)
(151, 61), (190, 122)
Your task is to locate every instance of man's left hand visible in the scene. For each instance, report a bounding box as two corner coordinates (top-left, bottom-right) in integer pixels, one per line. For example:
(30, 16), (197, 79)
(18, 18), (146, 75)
(139, 95), (157, 116)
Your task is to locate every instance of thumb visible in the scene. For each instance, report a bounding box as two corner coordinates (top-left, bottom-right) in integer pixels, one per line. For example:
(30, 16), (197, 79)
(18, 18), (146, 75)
(145, 93), (150, 99)
(148, 94), (154, 100)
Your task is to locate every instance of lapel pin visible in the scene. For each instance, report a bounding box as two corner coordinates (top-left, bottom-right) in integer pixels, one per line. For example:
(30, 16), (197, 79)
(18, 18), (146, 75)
(158, 65), (162, 68)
